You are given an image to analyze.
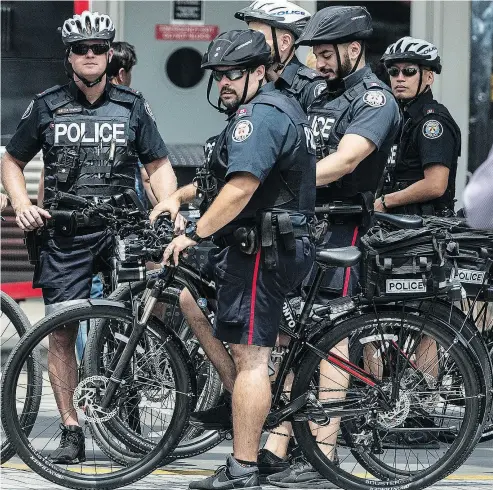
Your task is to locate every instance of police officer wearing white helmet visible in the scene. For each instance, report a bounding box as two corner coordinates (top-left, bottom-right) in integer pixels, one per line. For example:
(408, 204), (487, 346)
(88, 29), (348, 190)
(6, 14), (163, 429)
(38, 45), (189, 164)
(235, 1), (327, 112)
(376, 37), (461, 217)
(1, 11), (177, 464)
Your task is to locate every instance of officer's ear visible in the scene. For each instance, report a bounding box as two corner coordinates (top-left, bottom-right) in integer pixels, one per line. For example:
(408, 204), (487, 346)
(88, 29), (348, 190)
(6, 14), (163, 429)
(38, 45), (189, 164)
(347, 41), (362, 62)
(254, 64), (265, 81)
(278, 29), (294, 53)
(424, 69), (434, 86)
(108, 47), (114, 63)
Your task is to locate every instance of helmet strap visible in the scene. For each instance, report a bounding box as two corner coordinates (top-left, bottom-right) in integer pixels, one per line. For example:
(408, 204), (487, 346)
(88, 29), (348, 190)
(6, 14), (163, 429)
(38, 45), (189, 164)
(206, 73), (228, 113)
(206, 70), (254, 115)
(349, 41), (365, 76)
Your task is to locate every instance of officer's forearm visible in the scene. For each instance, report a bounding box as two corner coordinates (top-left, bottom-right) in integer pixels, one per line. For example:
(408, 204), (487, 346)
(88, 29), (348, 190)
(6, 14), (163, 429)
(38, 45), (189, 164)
(175, 184), (197, 205)
(38, 167), (45, 206)
(1, 152), (32, 211)
(146, 158), (177, 202)
(316, 134), (375, 186)
(384, 180), (446, 208)
(196, 175), (259, 238)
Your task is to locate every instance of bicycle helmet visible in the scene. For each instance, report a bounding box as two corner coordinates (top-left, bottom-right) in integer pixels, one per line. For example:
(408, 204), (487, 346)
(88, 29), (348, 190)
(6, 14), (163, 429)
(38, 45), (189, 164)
(296, 6), (372, 81)
(381, 37), (442, 74)
(61, 11), (115, 88)
(235, 1), (311, 73)
(382, 37), (441, 102)
(202, 30), (272, 114)
(61, 11), (115, 45)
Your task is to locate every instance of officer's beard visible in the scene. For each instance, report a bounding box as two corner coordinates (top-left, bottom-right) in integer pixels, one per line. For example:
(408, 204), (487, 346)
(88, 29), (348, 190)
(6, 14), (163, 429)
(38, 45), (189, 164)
(326, 51), (353, 92)
(220, 88), (241, 111)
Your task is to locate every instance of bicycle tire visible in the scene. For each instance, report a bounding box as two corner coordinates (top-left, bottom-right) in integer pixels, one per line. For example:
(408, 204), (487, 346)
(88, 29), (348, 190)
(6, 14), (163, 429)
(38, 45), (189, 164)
(292, 310), (485, 490)
(1, 301), (193, 490)
(348, 301), (491, 479)
(0, 291), (42, 464)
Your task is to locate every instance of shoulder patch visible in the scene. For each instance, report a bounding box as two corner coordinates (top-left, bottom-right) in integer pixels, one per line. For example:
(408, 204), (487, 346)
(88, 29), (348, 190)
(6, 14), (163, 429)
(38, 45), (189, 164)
(297, 67), (320, 80)
(422, 119), (443, 139)
(21, 100), (34, 120)
(236, 106), (253, 118)
(362, 90), (386, 108)
(144, 100), (155, 121)
(232, 120), (253, 143)
(114, 84), (142, 97)
(426, 108), (435, 114)
(313, 82), (326, 98)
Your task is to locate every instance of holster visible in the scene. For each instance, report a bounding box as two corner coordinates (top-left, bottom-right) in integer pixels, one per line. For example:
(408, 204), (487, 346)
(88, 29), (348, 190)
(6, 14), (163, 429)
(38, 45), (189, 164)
(233, 226), (259, 255)
(24, 231), (43, 264)
(51, 210), (78, 236)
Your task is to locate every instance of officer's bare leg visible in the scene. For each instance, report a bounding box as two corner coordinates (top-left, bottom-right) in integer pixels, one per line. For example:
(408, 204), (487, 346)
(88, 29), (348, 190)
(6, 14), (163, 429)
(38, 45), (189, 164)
(180, 288), (236, 393)
(48, 324), (79, 425)
(230, 343), (272, 462)
(315, 339), (350, 459)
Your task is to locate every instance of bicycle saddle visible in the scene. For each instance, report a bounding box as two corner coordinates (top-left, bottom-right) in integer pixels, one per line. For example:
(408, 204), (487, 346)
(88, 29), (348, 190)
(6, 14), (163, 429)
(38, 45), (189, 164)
(374, 212), (423, 229)
(316, 246), (361, 267)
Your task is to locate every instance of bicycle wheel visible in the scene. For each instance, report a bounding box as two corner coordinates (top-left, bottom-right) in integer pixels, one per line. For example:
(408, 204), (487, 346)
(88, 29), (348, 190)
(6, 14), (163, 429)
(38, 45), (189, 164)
(456, 296), (493, 442)
(291, 310), (486, 490)
(105, 275), (225, 461)
(0, 291), (42, 464)
(1, 301), (193, 490)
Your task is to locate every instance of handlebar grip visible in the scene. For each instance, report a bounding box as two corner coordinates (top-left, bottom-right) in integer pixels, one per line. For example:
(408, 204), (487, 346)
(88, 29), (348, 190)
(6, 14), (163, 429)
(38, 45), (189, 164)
(55, 192), (89, 208)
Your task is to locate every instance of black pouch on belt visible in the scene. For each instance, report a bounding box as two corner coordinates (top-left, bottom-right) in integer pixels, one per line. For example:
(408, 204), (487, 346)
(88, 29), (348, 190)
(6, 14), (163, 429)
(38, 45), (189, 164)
(24, 230), (42, 264)
(52, 210), (78, 236)
(233, 226), (259, 255)
(261, 211), (277, 270)
(277, 213), (296, 252)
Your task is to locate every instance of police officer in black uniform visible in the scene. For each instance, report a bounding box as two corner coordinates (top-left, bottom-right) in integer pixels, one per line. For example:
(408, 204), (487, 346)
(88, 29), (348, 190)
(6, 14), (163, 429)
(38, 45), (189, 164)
(265, 7), (401, 488)
(150, 29), (316, 490)
(235, 0), (327, 113)
(1, 11), (176, 464)
(376, 37), (461, 216)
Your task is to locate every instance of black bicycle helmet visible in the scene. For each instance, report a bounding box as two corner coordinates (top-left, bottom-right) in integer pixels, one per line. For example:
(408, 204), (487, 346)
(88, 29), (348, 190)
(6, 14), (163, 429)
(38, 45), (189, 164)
(202, 30), (272, 114)
(381, 36), (442, 74)
(296, 6), (372, 47)
(201, 29), (272, 69)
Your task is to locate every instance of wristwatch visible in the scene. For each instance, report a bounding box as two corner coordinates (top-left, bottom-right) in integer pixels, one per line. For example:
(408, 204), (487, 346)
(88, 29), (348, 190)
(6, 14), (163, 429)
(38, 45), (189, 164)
(380, 194), (389, 211)
(185, 222), (204, 243)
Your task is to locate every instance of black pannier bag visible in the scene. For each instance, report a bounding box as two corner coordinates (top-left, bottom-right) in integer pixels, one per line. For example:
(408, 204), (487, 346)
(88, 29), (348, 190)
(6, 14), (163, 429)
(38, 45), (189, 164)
(360, 224), (450, 300)
(424, 216), (493, 298)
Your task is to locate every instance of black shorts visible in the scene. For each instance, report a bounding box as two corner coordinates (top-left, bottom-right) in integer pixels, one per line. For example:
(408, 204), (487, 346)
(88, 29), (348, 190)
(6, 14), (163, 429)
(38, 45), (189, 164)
(303, 222), (362, 301)
(33, 229), (113, 306)
(208, 238), (314, 347)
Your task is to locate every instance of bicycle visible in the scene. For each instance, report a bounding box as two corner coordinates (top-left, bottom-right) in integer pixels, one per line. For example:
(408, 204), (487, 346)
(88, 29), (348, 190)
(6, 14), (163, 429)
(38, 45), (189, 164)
(2, 214), (491, 490)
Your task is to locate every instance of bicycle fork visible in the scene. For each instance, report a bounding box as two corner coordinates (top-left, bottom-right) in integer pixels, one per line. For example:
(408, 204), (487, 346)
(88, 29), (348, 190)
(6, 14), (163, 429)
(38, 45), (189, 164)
(100, 280), (162, 409)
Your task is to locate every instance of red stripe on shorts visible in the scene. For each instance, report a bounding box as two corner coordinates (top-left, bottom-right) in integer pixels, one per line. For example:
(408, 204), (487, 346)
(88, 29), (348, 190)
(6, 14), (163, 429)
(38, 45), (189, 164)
(342, 226), (359, 297)
(248, 249), (262, 345)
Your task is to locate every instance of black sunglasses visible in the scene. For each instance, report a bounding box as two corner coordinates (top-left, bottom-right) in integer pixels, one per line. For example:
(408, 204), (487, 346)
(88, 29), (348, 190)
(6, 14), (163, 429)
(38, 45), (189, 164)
(71, 43), (110, 56)
(387, 66), (419, 77)
(212, 68), (248, 82)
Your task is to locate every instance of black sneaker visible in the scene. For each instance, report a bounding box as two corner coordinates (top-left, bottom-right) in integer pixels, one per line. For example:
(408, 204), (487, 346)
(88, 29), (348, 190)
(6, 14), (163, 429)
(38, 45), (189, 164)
(267, 456), (338, 489)
(258, 448), (290, 477)
(49, 424), (85, 464)
(189, 392), (232, 430)
(189, 455), (261, 490)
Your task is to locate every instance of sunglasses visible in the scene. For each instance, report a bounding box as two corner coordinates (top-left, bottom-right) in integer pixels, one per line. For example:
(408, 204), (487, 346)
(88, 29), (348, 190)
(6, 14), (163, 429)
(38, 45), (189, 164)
(387, 66), (419, 77)
(71, 43), (110, 56)
(212, 68), (248, 82)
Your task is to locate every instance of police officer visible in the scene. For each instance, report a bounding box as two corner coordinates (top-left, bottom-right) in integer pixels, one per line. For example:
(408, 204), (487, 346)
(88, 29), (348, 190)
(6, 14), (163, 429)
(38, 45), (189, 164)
(150, 29), (316, 490)
(376, 37), (461, 216)
(1, 11), (177, 464)
(265, 7), (401, 488)
(235, 1), (327, 112)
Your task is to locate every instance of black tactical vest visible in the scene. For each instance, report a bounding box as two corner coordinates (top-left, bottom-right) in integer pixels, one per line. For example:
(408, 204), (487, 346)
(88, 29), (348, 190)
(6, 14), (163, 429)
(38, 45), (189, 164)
(38, 84), (139, 208)
(390, 96), (461, 214)
(308, 72), (393, 202)
(206, 90), (316, 222)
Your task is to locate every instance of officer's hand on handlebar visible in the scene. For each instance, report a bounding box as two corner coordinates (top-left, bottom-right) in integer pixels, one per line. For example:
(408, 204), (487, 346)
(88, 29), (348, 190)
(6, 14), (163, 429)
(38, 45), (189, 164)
(14, 203), (51, 231)
(162, 234), (197, 267)
(374, 198), (386, 213)
(174, 212), (187, 235)
(149, 197), (181, 225)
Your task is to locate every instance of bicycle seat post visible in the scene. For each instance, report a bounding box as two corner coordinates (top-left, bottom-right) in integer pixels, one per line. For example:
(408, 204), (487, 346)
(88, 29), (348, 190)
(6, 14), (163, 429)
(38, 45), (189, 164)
(298, 265), (326, 329)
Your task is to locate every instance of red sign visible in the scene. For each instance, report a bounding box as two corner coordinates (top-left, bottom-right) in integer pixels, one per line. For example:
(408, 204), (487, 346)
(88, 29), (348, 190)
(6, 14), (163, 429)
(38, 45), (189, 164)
(155, 24), (219, 41)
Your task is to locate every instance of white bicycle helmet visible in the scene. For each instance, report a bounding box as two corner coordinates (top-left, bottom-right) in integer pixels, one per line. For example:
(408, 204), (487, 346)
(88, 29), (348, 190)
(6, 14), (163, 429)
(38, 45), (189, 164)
(381, 36), (441, 74)
(235, 1), (311, 39)
(61, 11), (115, 46)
